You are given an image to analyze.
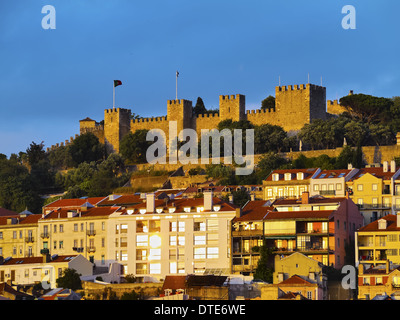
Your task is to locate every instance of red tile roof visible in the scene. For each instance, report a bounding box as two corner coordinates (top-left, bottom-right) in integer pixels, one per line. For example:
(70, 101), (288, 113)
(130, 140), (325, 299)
(96, 194), (143, 206)
(41, 206), (121, 219)
(358, 214), (400, 232)
(44, 197), (106, 210)
(0, 208), (18, 216)
(264, 210), (333, 221)
(162, 276), (187, 291)
(123, 197), (237, 215)
(349, 167), (398, 181)
(1, 255), (78, 266)
(234, 200), (272, 222)
(0, 214), (41, 226)
(264, 168), (319, 182)
(273, 196), (346, 206)
(279, 275), (314, 286)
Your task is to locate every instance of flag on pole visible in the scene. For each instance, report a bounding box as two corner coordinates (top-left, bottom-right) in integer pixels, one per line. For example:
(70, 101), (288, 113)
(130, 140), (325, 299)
(114, 80), (122, 87)
(176, 71), (179, 78)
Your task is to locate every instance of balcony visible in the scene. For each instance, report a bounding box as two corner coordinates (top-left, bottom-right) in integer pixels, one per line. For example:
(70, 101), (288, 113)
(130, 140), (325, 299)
(87, 246), (96, 253)
(25, 237), (34, 243)
(319, 190), (336, 196)
(232, 229), (264, 237)
(40, 233), (50, 239)
(72, 247), (84, 253)
(86, 230), (96, 236)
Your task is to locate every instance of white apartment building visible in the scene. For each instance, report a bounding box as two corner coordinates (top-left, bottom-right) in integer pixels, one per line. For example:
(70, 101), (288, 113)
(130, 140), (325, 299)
(108, 192), (238, 280)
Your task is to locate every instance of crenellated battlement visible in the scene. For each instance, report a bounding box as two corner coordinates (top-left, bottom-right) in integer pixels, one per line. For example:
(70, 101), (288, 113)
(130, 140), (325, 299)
(219, 94), (243, 101)
(276, 83), (325, 92)
(246, 108), (276, 115)
(131, 116), (168, 123)
(105, 107), (131, 114)
(196, 112), (219, 118)
(327, 99), (339, 105)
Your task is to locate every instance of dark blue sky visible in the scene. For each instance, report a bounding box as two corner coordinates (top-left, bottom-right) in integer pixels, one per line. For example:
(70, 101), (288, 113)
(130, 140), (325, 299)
(1, 0), (399, 156)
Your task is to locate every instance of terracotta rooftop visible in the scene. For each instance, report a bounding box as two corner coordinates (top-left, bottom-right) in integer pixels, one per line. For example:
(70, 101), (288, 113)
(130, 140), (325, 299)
(313, 169), (351, 179)
(97, 194), (143, 206)
(264, 210), (333, 221)
(44, 197), (107, 210)
(0, 208), (18, 216)
(234, 200), (272, 222)
(279, 274), (315, 286)
(1, 255), (78, 266)
(349, 167), (399, 181)
(41, 206), (122, 220)
(264, 168), (319, 182)
(358, 214), (400, 232)
(123, 197), (237, 215)
(273, 196), (346, 206)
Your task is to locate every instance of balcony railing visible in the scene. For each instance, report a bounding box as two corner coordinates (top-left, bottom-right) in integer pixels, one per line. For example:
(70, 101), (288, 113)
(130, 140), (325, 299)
(25, 237), (34, 243)
(87, 246), (96, 253)
(232, 230), (264, 237)
(40, 233), (50, 239)
(319, 190), (336, 196)
(86, 230), (96, 236)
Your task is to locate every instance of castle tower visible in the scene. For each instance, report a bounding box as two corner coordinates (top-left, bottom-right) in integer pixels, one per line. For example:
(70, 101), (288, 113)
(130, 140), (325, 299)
(104, 107), (131, 154)
(167, 99), (193, 134)
(219, 94), (246, 122)
(274, 84), (326, 131)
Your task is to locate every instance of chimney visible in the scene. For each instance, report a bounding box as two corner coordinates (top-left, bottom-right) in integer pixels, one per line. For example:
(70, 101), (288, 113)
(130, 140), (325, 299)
(383, 161), (389, 173)
(235, 208), (241, 219)
(250, 194), (255, 201)
(391, 160), (396, 173)
(397, 212), (400, 228)
(386, 260), (390, 274)
(358, 263), (364, 276)
(204, 191), (213, 211)
(301, 192), (309, 204)
(228, 194), (234, 204)
(42, 251), (51, 263)
(146, 193), (155, 213)
(347, 163), (353, 170)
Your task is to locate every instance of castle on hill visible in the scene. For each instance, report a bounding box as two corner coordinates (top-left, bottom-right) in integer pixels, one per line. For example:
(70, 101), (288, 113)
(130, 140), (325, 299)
(77, 83), (346, 154)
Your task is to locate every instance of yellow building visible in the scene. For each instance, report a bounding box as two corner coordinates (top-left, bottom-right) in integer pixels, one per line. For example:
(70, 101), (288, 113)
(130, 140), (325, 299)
(263, 168), (320, 201)
(347, 163), (400, 225)
(38, 206), (122, 266)
(0, 214), (41, 259)
(356, 213), (400, 267)
(357, 260), (400, 300)
(261, 253), (327, 300)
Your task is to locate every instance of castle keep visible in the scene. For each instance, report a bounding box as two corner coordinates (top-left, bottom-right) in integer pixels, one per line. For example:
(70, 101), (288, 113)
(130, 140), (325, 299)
(80, 83), (330, 154)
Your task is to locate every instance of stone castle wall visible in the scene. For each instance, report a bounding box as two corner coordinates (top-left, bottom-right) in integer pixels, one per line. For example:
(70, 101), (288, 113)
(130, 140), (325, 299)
(77, 83), (331, 155)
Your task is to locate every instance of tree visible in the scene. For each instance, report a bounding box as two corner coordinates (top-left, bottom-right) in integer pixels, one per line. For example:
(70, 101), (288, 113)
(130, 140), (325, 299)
(253, 244), (273, 282)
(193, 97), (207, 115)
(339, 93), (394, 124)
(254, 124), (287, 154)
(119, 130), (152, 164)
(261, 95), (275, 111)
(26, 141), (46, 167)
(56, 268), (82, 291)
(68, 132), (105, 166)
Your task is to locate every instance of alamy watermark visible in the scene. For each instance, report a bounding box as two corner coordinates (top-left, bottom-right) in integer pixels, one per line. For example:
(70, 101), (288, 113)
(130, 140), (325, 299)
(41, 5), (56, 30)
(145, 121), (255, 175)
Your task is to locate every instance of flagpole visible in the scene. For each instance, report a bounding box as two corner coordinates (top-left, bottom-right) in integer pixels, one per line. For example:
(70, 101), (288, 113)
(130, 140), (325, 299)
(113, 81), (115, 109)
(176, 71), (178, 100)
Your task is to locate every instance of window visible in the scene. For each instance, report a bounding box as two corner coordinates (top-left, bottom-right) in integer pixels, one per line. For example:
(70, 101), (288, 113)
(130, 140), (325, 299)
(102, 238), (105, 248)
(0, 232), (2, 239)
(357, 198), (363, 207)
(120, 224), (128, 234)
(149, 263), (161, 274)
(207, 233), (219, 246)
(74, 224), (78, 232)
(372, 198), (378, 208)
(13, 231), (17, 239)
(372, 184), (378, 191)
(284, 173), (292, 181)
(336, 183), (342, 191)
(357, 184), (363, 191)
(59, 224), (64, 233)
(178, 236), (185, 246)
(194, 247), (206, 259)
(136, 221), (148, 233)
(136, 249), (147, 261)
(169, 235), (177, 246)
(170, 262), (177, 274)
(267, 189), (273, 198)
(102, 222), (105, 231)
(313, 184), (319, 191)
(297, 172), (304, 180)
(207, 247), (219, 259)
(54, 225), (57, 233)
(54, 241), (57, 249)
(307, 291), (312, 300)
(194, 235), (206, 245)
(59, 241), (64, 249)
(149, 249), (161, 260)
(207, 219), (219, 232)
(136, 235), (148, 247)
(194, 221), (206, 232)
(272, 173), (279, 181)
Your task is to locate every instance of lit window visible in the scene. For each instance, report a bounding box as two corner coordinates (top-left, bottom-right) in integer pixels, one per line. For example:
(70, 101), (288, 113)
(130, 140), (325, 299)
(207, 247), (219, 259)
(149, 263), (161, 274)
